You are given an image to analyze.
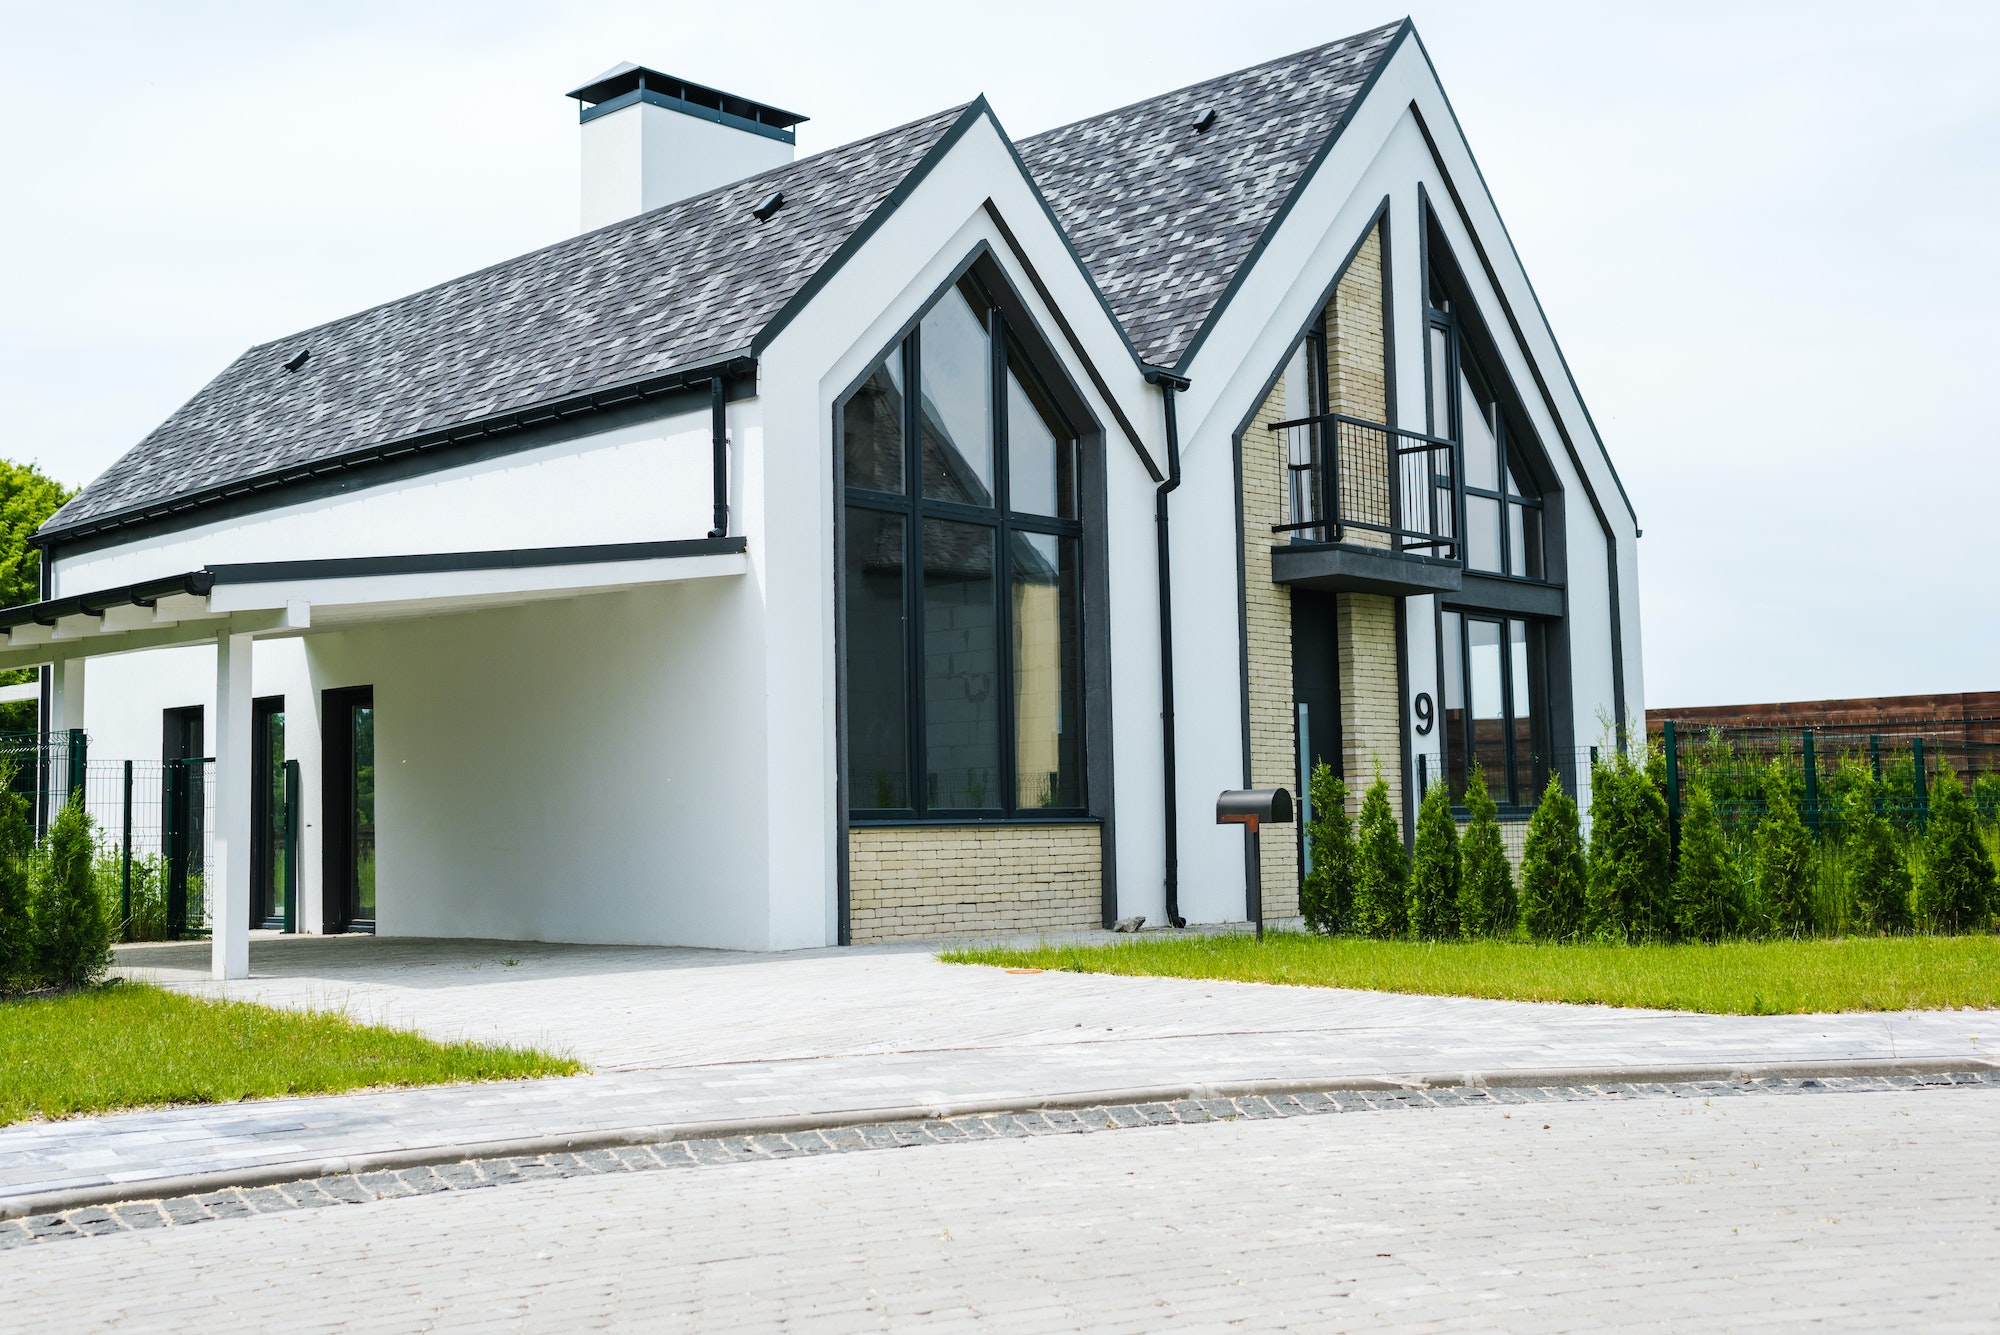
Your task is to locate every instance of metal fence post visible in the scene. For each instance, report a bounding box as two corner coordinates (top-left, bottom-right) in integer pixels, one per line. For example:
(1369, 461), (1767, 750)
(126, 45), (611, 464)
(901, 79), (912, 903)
(1663, 720), (1680, 859)
(65, 728), (86, 806)
(1801, 729), (1818, 835)
(121, 759), (134, 940)
(1416, 751), (1428, 796)
(164, 759), (183, 939)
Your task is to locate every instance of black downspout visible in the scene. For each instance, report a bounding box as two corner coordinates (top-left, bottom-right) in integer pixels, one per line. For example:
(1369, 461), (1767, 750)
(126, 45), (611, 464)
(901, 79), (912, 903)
(1144, 367), (1189, 928)
(708, 377), (729, 539)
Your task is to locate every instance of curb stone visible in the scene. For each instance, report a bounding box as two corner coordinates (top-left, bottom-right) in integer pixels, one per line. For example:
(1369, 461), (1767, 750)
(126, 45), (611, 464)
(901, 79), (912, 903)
(3, 1054), (1991, 1224)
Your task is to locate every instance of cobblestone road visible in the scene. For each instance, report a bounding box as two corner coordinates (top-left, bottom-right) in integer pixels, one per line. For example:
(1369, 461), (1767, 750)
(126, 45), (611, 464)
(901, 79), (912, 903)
(6, 1080), (1995, 1331)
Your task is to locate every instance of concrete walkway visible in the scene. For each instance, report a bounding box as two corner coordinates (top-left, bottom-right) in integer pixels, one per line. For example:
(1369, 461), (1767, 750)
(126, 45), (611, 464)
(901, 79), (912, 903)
(1, 935), (1991, 1214)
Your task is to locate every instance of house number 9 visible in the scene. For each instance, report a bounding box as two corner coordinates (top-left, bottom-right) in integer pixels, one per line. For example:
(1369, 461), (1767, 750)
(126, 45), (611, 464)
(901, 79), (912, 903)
(1413, 692), (1434, 735)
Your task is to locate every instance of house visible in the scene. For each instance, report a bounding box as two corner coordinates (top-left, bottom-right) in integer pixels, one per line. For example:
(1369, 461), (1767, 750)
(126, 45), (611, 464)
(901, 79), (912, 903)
(0, 21), (1642, 977)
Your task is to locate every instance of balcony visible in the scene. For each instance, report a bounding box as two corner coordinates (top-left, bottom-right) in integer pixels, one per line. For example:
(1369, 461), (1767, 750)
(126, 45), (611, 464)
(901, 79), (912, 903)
(1266, 412), (1465, 598)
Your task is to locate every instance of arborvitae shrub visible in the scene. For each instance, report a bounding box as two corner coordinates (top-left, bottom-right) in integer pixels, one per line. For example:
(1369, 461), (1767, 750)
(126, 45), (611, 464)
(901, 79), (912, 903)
(1458, 765), (1515, 938)
(1670, 784), (1745, 942)
(1518, 772), (1587, 941)
(35, 796), (108, 990)
(1300, 761), (1354, 934)
(1843, 783), (1913, 934)
(1918, 767), (1995, 933)
(1755, 762), (1816, 937)
(1586, 753), (1671, 942)
(1353, 777), (1408, 939)
(0, 764), (31, 992)
(1407, 780), (1461, 940)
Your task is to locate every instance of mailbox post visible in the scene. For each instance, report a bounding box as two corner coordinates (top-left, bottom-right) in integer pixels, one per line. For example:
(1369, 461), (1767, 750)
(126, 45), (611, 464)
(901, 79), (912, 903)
(1216, 788), (1294, 939)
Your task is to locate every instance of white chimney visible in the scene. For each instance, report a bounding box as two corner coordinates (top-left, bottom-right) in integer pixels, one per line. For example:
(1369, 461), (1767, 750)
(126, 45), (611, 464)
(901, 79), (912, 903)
(568, 64), (807, 232)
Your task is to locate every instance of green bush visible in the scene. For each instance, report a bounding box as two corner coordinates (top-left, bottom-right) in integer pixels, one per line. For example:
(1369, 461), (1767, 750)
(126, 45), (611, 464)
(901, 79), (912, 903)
(1586, 753), (1671, 942)
(1917, 767), (1995, 933)
(1843, 783), (1913, 934)
(1300, 761), (1354, 934)
(34, 797), (109, 990)
(0, 764), (31, 991)
(1518, 772), (1587, 941)
(1458, 765), (1515, 938)
(1352, 777), (1407, 939)
(1671, 784), (1746, 942)
(1407, 780), (1461, 940)
(1755, 762), (1816, 937)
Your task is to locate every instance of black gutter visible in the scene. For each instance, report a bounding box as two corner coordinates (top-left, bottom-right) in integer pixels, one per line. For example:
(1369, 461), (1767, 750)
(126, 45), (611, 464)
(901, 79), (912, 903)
(0, 571), (215, 633)
(1143, 365), (1190, 929)
(36, 357), (759, 550)
(708, 377), (730, 539)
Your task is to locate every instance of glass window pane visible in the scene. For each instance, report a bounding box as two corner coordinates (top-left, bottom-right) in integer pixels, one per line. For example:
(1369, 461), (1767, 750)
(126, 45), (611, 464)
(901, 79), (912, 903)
(1460, 371), (1498, 491)
(1427, 326), (1451, 437)
(266, 711), (286, 918)
(1468, 619), (1507, 800)
(842, 356), (905, 494)
(1520, 505), (1544, 580)
(1510, 620), (1535, 801)
(1508, 502), (1526, 577)
(922, 519), (1001, 810)
(1006, 368), (1075, 518)
(1441, 611), (1465, 797)
(844, 509), (909, 810)
(1466, 495), (1502, 572)
(919, 285), (994, 506)
(352, 705), (375, 921)
(1011, 532), (1082, 808)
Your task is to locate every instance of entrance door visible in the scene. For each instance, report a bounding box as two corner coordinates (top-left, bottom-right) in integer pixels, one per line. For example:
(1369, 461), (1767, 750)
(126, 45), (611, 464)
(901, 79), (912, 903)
(250, 697), (288, 930)
(162, 706), (205, 937)
(321, 687), (376, 933)
(1291, 589), (1343, 875)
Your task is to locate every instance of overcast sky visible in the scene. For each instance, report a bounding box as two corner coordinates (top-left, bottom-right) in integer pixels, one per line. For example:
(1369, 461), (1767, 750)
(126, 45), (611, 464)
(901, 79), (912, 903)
(2, 1), (1995, 709)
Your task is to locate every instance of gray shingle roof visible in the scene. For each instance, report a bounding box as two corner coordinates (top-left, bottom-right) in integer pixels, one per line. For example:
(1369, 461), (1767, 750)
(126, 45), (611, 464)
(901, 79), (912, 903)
(45, 103), (971, 534)
(1018, 21), (1404, 369)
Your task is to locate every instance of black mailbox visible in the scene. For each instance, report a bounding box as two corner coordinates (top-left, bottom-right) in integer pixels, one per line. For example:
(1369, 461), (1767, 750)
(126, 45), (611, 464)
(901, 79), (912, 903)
(1215, 788), (1294, 832)
(1216, 787), (1293, 941)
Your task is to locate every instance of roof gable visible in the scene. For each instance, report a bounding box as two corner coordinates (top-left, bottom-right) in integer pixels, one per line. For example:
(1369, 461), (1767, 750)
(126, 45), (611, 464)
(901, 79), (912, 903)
(1018, 21), (1404, 369)
(46, 104), (972, 535)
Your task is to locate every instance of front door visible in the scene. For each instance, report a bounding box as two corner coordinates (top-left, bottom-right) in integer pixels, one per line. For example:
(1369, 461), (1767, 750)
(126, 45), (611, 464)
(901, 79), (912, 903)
(250, 697), (288, 930)
(162, 706), (205, 937)
(321, 687), (376, 933)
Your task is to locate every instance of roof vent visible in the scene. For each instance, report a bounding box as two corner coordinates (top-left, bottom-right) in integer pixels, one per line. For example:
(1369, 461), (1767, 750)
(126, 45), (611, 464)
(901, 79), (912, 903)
(751, 190), (785, 222)
(283, 348), (311, 373)
(1192, 108), (1217, 134)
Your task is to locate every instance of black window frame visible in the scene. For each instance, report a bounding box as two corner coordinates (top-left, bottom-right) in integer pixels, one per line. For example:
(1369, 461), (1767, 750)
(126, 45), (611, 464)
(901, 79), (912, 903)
(1437, 607), (1550, 812)
(1424, 306), (1548, 585)
(839, 271), (1087, 824)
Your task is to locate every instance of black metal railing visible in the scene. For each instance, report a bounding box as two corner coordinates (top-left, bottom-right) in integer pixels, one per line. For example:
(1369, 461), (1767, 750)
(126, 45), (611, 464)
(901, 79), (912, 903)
(1269, 413), (1459, 559)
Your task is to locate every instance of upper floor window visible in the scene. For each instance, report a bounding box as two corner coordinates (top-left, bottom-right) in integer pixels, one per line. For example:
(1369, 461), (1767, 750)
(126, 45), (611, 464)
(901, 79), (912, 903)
(1427, 314), (1545, 580)
(840, 273), (1084, 820)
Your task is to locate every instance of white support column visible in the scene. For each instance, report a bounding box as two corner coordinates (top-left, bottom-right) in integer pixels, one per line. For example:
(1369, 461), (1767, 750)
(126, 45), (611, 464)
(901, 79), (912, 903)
(48, 656), (84, 734)
(212, 631), (253, 980)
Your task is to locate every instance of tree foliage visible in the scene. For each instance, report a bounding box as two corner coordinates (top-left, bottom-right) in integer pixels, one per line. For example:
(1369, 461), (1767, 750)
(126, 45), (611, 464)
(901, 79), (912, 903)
(0, 762), (32, 990)
(1755, 761), (1816, 937)
(1918, 767), (1995, 933)
(1300, 761), (1354, 934)
(35, 796), (108, 990)
(1457, 764), (1515, 938)
(1518, 772), (1587, 941)
(1841, 779), (1912, 934)
(0, 457), (72, 610)
(1670, 784), (1745, 942)
(1587, 752), (1671, 942)
(1352, 777), (1407, 939)
(1407, 780), (1461, 940)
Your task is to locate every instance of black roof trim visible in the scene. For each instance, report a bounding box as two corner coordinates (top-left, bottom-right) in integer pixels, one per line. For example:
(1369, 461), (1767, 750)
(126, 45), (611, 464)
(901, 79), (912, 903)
(566, 62), (807, 129)
(36, 358), (757, 547)
(0, 571), (215, 633)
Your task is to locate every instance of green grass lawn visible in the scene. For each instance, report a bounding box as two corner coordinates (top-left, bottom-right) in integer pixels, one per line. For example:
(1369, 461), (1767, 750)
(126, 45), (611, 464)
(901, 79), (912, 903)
(0, 982), (581, 1125)
(944, 933), (2000, 1015)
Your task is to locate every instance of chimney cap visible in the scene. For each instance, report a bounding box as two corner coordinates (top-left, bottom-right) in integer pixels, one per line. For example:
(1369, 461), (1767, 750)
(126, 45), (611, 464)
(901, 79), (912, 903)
(566, 62), (808, 134)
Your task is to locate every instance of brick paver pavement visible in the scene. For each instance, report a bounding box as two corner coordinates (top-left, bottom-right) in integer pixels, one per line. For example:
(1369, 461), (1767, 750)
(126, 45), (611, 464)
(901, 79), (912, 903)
(0, 935), (1986, 1212)
(4, 1081), (1994, 1331)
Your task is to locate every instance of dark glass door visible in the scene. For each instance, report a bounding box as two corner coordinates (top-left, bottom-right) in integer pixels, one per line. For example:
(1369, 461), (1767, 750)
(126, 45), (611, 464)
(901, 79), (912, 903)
(250, 697), (287, 930)
(321, 686), (376, 933)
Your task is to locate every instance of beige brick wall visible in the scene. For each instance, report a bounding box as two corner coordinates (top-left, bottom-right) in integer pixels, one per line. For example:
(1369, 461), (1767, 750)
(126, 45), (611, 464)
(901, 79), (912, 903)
(847, 824), (1102, 943)
(1242, 378), (1300, 919)
(1327, 223), (1391, 549)
(1339, 592), (1402, 818)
